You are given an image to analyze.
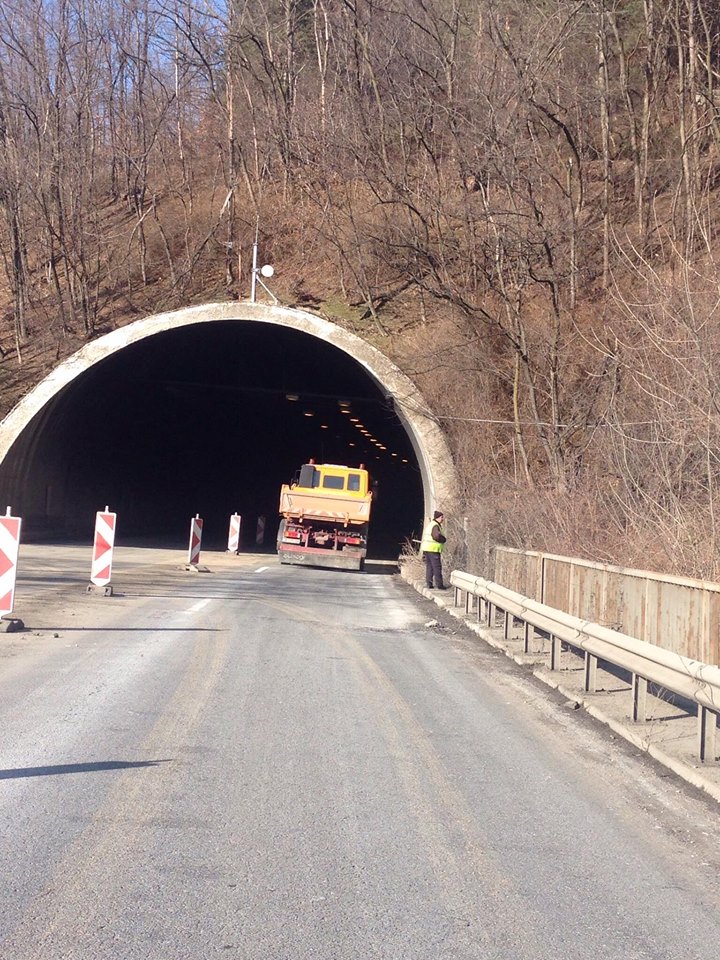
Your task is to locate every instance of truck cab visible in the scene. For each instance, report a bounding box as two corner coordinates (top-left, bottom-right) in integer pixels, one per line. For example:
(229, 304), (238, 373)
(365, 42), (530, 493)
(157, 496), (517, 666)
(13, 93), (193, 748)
(293, 462), (370, 498)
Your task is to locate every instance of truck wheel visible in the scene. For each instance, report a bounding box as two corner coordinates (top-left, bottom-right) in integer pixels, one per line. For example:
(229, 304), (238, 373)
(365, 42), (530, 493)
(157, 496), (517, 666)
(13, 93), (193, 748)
(276, 519), (286, 548)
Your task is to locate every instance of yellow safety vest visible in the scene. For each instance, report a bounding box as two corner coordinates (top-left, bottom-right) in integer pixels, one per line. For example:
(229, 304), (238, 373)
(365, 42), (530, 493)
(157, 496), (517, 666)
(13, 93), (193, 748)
(421, 518), (444, 553)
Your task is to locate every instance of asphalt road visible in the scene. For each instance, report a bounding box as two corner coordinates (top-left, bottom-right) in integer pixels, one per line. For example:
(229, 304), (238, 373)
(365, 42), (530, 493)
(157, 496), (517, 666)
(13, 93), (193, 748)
(1, 546), (719, 959)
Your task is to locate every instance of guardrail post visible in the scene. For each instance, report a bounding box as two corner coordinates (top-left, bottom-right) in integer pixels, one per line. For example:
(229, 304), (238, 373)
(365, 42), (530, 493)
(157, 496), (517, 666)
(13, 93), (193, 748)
(453, 586), (460, 607)
(632, 675), (647, 723)
(550, 635), (561, 671)
(465, 591), (472, 615)
(523, 621), (533, 654)
(584, 653), (598, 693)
(698, 706), (717, 763)
(487, 602), (495, 626)
(503, 610), (511, 639)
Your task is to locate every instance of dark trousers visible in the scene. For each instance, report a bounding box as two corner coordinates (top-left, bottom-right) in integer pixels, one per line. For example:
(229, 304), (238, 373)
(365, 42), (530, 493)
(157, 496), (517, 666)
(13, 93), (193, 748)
(423, 551), (444, 588)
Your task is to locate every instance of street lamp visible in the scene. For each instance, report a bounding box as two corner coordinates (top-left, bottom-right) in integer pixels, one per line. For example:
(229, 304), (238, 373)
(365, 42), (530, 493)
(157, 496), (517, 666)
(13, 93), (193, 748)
(250, 223), (278, 303)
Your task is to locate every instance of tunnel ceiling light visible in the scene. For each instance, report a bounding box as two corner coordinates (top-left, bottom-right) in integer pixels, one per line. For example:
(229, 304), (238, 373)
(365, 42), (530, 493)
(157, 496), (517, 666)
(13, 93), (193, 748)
(320, 424), (329, 429)
(349, 442), (356, 447)
(304, 411), (314, 417)
(350, 417), (359, 423)
(391, 453), (398, 457)
(286, 393), (299, 401)
(340, 409), (351, 415)
(402, 458), (408, 463)
(338, 400), (350, 407)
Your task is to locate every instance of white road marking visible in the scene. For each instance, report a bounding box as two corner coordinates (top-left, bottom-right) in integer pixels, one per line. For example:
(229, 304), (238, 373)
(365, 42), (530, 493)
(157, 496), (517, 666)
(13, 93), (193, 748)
(255, 566), (269, 573)
(186, 598), (212, 614)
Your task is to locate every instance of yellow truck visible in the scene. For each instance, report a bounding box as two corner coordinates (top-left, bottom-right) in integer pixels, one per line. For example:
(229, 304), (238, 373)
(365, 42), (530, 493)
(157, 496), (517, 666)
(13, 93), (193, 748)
(277, 461), (373, 570)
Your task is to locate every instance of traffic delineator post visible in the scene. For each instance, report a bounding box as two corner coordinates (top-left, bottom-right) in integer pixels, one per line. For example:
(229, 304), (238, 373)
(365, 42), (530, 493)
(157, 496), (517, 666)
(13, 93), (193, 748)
(87, 507), (116, 596)
(183, 514), (210, 572)
(227, 513), (242, 554)
(256, 515), (266, 546)
(0, 506), (24, 632)
(188, 514), (202, 565)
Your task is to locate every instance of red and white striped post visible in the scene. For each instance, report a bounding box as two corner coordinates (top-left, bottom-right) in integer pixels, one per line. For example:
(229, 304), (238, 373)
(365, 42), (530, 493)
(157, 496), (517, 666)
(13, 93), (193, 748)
(227, 513), (242, 554)
(88, 507), (117, 596)
(187, 514), (203, 567)
(0, 507), (24, 631)
(256, 515), (266, 547)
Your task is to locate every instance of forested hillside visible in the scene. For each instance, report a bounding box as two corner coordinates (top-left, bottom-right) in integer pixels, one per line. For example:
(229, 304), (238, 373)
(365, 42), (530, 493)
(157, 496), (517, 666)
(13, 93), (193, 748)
(1, 1), (720, 576)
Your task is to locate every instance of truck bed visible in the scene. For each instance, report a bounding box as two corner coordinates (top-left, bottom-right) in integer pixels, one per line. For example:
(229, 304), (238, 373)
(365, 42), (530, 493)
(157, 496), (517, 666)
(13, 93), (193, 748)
(279, 486), (371, 525)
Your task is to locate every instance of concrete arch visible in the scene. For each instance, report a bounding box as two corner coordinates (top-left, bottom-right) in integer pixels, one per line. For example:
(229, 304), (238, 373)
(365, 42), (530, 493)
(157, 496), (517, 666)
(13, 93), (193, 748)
(0, 302), (456, 517)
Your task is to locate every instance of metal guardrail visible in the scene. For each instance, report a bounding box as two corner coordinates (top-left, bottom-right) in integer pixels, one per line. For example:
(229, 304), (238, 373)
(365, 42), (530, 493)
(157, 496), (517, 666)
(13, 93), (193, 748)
(450, 570), (720, 763)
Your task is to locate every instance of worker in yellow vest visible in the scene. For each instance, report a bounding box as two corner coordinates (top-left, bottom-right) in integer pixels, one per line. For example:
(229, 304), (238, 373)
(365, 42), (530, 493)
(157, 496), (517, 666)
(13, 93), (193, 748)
(421, 510), (447, 590)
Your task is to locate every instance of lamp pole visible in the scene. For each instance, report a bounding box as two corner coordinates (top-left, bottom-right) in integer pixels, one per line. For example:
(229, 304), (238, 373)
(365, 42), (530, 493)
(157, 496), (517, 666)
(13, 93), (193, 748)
(250, 226), (259, 303)
(249, 219), (278, 303)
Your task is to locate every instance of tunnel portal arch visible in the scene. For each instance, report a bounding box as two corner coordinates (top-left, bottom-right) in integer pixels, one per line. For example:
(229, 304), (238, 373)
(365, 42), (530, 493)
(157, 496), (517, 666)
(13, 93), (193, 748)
(0, 303), (456, 524)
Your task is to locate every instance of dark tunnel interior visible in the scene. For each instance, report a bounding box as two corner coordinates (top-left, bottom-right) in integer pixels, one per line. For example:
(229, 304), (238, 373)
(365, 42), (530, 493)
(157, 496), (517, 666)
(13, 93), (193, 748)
(1, 321), (425, 558)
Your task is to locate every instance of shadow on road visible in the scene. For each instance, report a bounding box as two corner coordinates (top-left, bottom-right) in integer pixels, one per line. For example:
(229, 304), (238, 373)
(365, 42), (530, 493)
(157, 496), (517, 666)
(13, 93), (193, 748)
(363, 561), (399, 576)
(0, 759), (171, 780)
(30, 626), (222, 633)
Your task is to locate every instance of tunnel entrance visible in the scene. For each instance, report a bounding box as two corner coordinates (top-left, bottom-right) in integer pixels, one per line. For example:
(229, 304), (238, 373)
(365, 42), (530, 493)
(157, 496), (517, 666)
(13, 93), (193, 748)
(0, 305), (455, 559)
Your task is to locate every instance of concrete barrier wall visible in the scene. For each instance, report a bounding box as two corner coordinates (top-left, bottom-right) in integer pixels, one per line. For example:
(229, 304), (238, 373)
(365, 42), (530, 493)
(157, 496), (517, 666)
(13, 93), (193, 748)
(494, 547), (720, 665)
